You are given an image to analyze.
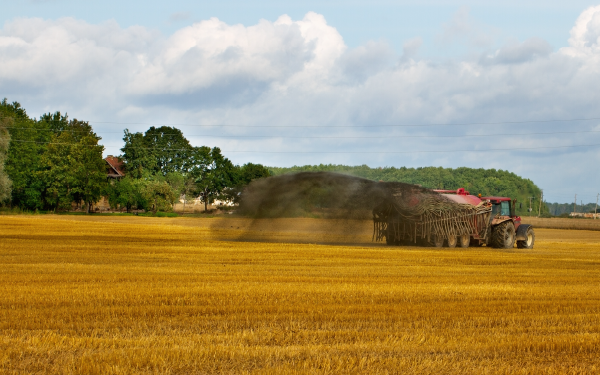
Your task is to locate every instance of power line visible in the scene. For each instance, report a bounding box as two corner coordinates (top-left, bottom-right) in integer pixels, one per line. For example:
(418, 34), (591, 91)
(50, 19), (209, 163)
(9, 139), (600, 154)
(4, 127), (600, 139)
(2, 115), (600, 129)
(85, 116), (600, 128)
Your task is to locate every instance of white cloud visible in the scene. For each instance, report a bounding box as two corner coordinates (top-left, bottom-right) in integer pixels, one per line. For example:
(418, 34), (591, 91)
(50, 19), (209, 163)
(400, 37), (422, 63)
(1, 9), (600, 201)
(567, 4), (600, 53)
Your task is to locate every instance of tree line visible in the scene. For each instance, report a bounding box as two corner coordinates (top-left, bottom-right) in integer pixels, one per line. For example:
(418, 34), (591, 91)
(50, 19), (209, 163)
(546, 202), (598, 216)
(0, 99), (270, 213)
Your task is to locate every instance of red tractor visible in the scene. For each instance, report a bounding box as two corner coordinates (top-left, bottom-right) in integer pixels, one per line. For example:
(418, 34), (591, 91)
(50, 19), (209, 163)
(373, 187), (535, 249)
(435, 189), (535, 249)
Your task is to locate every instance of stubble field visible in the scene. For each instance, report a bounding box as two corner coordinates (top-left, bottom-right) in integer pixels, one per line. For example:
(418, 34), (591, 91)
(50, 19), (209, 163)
(1, 215), (599, 374)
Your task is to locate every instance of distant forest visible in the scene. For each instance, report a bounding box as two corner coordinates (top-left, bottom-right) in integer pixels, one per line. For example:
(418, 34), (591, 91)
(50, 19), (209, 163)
(546, 202), (598, 216)
(270, 164), (550, 217)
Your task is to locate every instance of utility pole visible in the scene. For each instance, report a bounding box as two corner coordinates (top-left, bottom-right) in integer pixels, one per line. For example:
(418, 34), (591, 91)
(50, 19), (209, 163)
(528, 196), (534, 214)
(538, 189), (543, 217)
(574, 194), (577, 213)
(595, 193), (599, 219)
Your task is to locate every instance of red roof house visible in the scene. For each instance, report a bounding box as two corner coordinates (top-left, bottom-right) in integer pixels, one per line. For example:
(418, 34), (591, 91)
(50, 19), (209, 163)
(105, 156), (125, 179)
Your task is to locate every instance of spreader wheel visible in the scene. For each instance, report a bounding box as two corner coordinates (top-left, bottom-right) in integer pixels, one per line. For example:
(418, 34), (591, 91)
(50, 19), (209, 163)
(432, 235), (444, 248)
(386, 234), (395, 245)
(386, 225), (395, 245)
(458, 234), (470, 248)
(446, 236), (457, 248)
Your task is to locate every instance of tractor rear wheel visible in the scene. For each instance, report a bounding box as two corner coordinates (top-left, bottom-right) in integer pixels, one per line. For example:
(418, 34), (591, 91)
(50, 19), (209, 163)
(491, 221), (516, 248)
(458, 234), (470, 248)
(446, 236), (457, 248)
(517, 226), (535, 249)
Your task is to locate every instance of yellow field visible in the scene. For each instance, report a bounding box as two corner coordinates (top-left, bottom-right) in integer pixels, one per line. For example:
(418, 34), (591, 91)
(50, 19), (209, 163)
(1, 216), (599, 374)
(523, 217), (600, 231)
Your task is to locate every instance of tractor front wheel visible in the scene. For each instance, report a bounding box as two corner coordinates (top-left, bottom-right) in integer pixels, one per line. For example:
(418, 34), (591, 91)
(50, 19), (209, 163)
(491, 221), (516, 248)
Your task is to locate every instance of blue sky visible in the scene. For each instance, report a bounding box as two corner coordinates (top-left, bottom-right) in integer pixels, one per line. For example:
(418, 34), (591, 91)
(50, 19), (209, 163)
(2, 0), (600, 204)
(6, 1), (597, 54)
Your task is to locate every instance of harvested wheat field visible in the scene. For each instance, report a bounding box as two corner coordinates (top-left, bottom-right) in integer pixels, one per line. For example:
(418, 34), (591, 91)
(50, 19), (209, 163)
(522, 217), (600, 232)
(1, 215), (599, 374)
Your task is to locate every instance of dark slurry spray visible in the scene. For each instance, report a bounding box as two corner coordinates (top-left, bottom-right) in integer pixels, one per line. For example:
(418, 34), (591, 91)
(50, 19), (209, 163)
(214, 172), (465, 245)
(237, 172), (432, 219)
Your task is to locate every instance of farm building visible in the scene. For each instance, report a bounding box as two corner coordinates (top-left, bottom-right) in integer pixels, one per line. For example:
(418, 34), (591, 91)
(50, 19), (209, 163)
(105, 155), (125, 180)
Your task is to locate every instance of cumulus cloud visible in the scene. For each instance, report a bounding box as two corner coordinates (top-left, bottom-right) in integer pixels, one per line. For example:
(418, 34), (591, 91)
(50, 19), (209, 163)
(1, 9), (600, 200)
(338, 40), (394, 82)
(567, 4), (600, 53)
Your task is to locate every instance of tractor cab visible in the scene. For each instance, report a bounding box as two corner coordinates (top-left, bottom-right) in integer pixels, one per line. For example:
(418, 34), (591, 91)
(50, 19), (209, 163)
(488, 198), (511, 216)
(480, 196), (521, 228)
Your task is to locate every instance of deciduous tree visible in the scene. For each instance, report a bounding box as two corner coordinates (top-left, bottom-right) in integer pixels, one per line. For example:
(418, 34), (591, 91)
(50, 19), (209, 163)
(1, 99), (50, 209)
(41, 121), (106, 213)
(121, 126), (192, 177)
(107, 176), (146, 213)
(0, 117), (12, 204)
(189, 146), (236, 211)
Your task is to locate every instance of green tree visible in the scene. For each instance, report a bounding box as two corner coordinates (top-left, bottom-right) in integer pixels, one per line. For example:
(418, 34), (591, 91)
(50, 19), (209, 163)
(41, 121), (106, 213)
(39, 111), (69, 133)
(165, 171), (186, 208)
(165, 172), (185, 196)
(221, 162), (271, 204)
(107, 176), (146, 213)
(180, 175), (197, 214)
(0, 117), (12, 204)
(41, 132), (75, 210)
(1, 99), (50, 210)
(141, 178), (177, 214)
(238, 163), (271, 185)
(121, 129), (155, 178)
(71, 134), (107, 213)
(189, 146), (236, 211)
(121, 126), (192, 177)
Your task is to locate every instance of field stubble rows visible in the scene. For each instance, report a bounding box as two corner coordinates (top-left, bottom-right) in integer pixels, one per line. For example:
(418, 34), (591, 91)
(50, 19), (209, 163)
(1, 215), (599, 374)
